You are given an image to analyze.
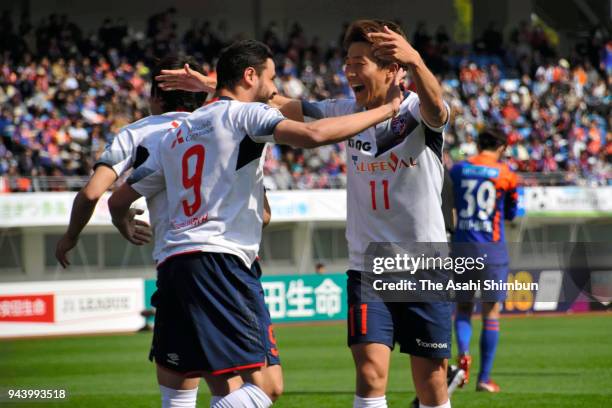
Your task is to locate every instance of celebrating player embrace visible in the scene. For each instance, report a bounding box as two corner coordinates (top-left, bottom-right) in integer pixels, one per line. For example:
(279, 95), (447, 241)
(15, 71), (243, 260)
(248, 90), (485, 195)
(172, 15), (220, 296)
(109, 40), (401, 408)
(156, 19), (458, 408)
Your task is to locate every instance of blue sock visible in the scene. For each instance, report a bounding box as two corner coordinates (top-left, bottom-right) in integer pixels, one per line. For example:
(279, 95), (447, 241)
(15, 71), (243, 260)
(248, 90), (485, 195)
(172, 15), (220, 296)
(479, 319), (500, 382)
(454, 312), (472, 355)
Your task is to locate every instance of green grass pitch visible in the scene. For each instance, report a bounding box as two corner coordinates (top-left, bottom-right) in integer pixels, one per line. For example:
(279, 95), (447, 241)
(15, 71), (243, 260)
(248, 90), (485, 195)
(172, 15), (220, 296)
(1, 314), (611, 407)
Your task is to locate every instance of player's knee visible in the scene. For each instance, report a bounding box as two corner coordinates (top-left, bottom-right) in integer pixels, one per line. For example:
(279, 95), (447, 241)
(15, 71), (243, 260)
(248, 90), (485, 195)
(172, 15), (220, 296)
(262, 365), (283, 401)
(357, 362), (388, 391)
(412, 357), (446, 386)
(431, 365), (447, 387)
(267, 377), (283, 402)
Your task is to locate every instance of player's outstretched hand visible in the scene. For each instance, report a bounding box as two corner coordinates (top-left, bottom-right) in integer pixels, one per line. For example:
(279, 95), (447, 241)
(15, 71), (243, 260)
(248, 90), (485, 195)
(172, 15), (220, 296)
(55, 233), (78, 268)
(155, 64), (216, 93)
(112, 208), (153, 246)
(369, 26), (422, 67)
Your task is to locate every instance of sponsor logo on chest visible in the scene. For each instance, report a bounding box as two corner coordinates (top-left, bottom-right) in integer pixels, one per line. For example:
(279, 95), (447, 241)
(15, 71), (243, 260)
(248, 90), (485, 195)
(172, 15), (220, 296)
(170, 120), (215, 149)
(347, 138), (372, 152)
(351, 152), (417, 173)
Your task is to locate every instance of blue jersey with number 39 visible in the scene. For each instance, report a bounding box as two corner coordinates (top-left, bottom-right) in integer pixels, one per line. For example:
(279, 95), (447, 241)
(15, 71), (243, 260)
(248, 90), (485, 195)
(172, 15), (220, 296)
(450, 153), (518, 263)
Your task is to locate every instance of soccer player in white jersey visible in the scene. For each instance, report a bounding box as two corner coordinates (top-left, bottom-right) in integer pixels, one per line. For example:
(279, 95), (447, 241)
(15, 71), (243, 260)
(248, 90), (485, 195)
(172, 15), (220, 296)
(277, 20), (451, 408)
(54, 57), (250, 405)
(55, 56), (208, 265)
(277, 21), (455, 408)
(107, 40), (402, 408)
(155, 21), (459, 408)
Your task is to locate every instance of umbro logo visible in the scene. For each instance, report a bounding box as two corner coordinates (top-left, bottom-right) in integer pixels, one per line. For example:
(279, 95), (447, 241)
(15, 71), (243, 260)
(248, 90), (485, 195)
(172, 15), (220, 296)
(166, 353), (180, 365)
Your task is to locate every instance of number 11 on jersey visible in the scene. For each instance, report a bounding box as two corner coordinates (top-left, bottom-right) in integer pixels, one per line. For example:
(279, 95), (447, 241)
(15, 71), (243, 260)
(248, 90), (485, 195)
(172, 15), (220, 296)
(370, 180), (390, 210)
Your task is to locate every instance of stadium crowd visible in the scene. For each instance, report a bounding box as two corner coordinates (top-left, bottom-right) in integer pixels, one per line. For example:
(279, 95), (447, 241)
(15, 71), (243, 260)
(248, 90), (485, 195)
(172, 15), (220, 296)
(0, 9), (610, 192)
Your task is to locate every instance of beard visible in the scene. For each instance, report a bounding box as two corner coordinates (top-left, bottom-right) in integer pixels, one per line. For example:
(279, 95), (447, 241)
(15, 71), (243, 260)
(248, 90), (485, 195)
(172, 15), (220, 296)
(254, 82), (272, 103)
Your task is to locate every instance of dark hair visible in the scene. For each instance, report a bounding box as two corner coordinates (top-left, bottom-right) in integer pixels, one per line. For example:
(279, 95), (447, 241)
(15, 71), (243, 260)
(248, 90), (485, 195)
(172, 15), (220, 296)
(477, 127), (507, 151)
(151, 56), (206, 112)
(343, 19), (406, 66)
(216, 40), (273, 90)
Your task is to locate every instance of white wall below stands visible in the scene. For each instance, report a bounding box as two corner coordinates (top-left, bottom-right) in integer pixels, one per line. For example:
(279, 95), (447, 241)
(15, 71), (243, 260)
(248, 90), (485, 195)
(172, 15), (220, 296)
(0, 279), (145, 338)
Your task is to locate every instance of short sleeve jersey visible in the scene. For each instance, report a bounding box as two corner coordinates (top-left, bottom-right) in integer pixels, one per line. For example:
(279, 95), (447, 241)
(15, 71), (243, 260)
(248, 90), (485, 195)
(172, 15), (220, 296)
(303, 92), (450, 271)
(128, 98), (285, 267)
(96, 112), (189, 262)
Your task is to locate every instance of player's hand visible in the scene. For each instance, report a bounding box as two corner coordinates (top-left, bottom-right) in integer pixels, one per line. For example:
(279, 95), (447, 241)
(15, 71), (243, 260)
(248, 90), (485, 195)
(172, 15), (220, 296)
(155, 64), (216, 93)
(55, 233), (78, 268)
(385, 70), (405, 117)
(112, 208), (153, 246)
(369, 26), (422, 67)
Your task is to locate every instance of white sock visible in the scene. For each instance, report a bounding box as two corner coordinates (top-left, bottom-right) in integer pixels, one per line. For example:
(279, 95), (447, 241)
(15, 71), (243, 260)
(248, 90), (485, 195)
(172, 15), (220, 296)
(353, 395), (388, 408)
(212, 383), (272, 408)
(210, 395), (222, 407)
(420, 400), (451, 408)
(159, 385), (198, 408)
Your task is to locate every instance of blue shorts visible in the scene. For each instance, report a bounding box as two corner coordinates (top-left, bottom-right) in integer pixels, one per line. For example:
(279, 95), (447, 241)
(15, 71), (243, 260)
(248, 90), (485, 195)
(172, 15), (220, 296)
(150, 252), (280, 376)
(454, 263), (509, 302)
(347, 270), (452, 359)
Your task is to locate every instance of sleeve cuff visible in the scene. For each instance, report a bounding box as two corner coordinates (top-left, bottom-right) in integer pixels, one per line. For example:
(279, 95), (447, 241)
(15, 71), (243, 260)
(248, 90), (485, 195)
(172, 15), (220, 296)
(421, 102), (450, 133)
(92, 161), (120, 177)
(256, 118), (286, 143)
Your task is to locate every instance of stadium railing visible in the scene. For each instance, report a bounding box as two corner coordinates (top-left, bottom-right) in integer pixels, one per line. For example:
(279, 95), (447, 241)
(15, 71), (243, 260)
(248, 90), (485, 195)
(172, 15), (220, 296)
(0, 176), (90, 192)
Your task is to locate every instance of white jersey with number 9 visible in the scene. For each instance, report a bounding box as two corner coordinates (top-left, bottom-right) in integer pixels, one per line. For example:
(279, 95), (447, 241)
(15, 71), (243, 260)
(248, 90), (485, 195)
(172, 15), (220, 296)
(128, 98), (285, 267)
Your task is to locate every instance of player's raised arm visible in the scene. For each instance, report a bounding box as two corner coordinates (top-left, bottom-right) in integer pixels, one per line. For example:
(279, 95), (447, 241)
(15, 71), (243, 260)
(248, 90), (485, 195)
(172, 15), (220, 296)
(273, 94), (399, 148)
(155, 63), (217, 93)
(369, 26), (448, 128)
(270, 94), (305, 122)
(217, 38), (402, 149)
(273, 70), (404, 147)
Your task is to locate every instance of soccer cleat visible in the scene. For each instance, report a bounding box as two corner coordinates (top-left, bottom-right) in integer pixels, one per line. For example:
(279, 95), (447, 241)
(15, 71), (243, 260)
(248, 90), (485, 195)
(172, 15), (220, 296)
(447, 365), (466, 395)
(476, 379), (501, 392)
(409, 365), (465, 408)
(458, 354), (472, 386)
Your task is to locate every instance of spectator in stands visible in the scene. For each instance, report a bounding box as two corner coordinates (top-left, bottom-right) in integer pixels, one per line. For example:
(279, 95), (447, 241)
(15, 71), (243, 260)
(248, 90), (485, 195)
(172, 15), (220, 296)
(0, 10), (610, 191)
